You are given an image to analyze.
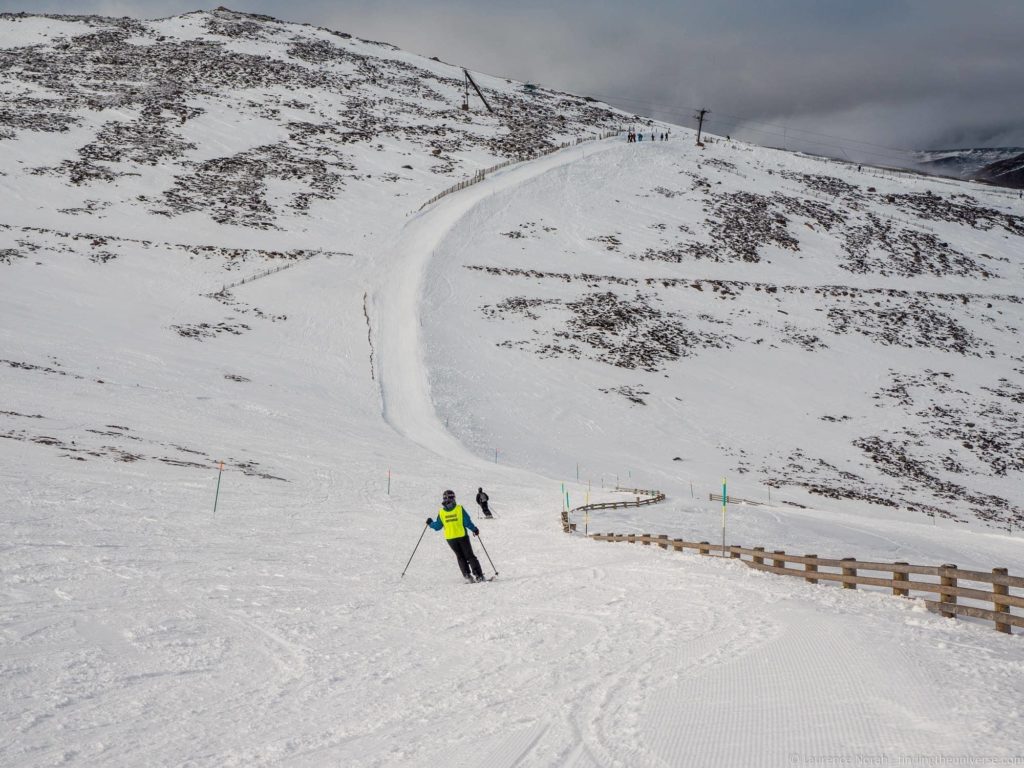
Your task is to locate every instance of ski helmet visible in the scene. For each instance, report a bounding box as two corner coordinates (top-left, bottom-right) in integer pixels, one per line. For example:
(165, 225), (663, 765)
(442, 489), (456, 504)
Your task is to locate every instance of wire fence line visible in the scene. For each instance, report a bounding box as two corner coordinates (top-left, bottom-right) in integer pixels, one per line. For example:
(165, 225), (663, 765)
(218, 252), (319, 293)
(417, 130), (620, 212)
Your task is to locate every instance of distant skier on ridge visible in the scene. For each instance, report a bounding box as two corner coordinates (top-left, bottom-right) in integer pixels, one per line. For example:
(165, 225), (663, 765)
(426, 490), (486, 583)
(476, 487), (493, 519)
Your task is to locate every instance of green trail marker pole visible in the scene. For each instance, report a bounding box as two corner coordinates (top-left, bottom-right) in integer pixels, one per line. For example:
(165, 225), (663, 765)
(576, 463), (579, 481)
(213, 461), (224, 515)
(387, 468), (391, 495)
(721, 477), (727, 557)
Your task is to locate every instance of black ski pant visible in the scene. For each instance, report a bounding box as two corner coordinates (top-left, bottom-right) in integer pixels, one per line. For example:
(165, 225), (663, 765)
(447, 535), (483, 578)
(479, 501), (492, 517)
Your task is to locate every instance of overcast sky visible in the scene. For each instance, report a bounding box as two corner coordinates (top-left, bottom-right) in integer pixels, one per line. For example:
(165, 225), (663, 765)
(5, 0), (1024, 162)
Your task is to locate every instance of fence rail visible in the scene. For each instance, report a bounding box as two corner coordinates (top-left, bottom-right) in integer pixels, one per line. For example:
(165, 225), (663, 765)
(561, 487), (664, 533)
(219, 254), (316, 292)
(418, 130), (620, 212)
(708, 492), (766, 507)
(589, 533), (1022, 634)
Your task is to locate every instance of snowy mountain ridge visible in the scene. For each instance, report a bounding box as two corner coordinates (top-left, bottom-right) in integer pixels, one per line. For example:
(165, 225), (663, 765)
(913, 146), (1024, 179)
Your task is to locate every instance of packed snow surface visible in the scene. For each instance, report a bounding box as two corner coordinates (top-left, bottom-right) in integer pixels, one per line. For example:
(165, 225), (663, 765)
(2, 8), (1023, 768)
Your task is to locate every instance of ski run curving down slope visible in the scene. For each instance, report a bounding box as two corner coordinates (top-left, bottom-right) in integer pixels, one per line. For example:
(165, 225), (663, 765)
(2, 8), (1023, 768)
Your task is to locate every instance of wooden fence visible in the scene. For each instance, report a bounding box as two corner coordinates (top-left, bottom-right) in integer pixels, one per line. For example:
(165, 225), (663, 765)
(588, 533), (1023, 635)
(418, 130), (620, 212)
(561, 487), (664, 533)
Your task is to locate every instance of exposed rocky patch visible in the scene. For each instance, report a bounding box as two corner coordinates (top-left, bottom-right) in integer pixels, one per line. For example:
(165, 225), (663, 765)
(205, 288), (287, 322)
(599, 384), (650, 405)
(841, 213), (992, 278)
(485, 291), (732, 371)
(827, 298), (987, 355)
(780, 170), (865, 202)
(888, 191), (1024, 236)
(171, 321), (251, 340)
(704, 191), (799, 262)
(157, 142), (354, 228)
(0, 420), (287, 480)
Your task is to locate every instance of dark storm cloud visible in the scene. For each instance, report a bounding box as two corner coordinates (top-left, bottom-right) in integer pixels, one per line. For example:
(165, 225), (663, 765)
(4, 0), (1023, 160)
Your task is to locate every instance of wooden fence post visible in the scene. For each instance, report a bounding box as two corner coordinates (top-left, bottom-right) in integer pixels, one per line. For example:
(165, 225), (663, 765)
(892, 562), (910, 597)
(657, 534), (669, 549)
(642, 533), (651, 546)
(699, 541), (710, 556)
(672, 539), (684, 552)
(992, 568), (1011, 634)
(753, 547), (765, 565)
(804, 554), (818, 584)
(729, 544), (741, 559)
(772, 550), (786, 569)
(940, 564), (958, 618)
(627, 534), (636, 544)
(841, 558), (857, 589)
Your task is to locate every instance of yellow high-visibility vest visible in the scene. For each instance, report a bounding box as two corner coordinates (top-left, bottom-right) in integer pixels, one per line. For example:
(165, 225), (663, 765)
(438, 505), (466, 539)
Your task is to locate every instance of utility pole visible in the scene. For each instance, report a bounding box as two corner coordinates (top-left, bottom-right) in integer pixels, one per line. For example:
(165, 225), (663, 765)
(694, 108), (709, 145)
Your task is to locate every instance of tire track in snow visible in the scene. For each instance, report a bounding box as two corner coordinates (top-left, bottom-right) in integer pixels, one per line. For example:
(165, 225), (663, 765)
(372, 139), (622, 461)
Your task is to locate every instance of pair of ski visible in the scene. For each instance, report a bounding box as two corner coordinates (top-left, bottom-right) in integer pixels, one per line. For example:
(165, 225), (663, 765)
(465, 574), (497, 584)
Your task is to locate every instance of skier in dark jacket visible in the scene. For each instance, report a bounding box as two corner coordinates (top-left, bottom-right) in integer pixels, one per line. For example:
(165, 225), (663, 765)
(476, 487), (493, 518)
(427, 490), (485, 582)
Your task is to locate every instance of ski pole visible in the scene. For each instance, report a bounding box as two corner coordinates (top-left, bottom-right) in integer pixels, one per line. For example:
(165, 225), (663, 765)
(401, 523), (429, 578)
(475, 534), (498, 576)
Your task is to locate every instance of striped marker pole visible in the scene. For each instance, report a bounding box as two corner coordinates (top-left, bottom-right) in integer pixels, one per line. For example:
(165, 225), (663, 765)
(721, 477), (727, 557)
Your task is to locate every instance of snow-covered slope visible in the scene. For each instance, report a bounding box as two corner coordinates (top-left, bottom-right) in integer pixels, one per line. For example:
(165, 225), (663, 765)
(2, 9), (1023, 768)
(428, 140), (1024, 531)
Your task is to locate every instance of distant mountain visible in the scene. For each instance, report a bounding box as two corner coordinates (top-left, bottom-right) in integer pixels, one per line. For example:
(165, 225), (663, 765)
(974, 152), (1024, 189)
(913, 147), (1024, 179)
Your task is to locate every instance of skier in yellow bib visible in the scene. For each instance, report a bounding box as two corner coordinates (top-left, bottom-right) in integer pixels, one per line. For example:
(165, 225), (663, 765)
(426, 489), (485, 583)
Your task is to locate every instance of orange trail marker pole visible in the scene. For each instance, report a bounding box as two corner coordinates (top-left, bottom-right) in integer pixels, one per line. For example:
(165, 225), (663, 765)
(213, 461), (225, 515)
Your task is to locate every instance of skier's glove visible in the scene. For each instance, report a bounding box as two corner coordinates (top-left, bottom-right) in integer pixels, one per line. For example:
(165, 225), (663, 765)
(472, 530), (479, 537)
(426, 518), (433, 526)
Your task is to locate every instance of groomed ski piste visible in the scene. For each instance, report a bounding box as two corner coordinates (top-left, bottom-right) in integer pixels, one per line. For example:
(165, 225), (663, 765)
(5, 135), (1024, 768)
(3, 10), (1024, 768)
